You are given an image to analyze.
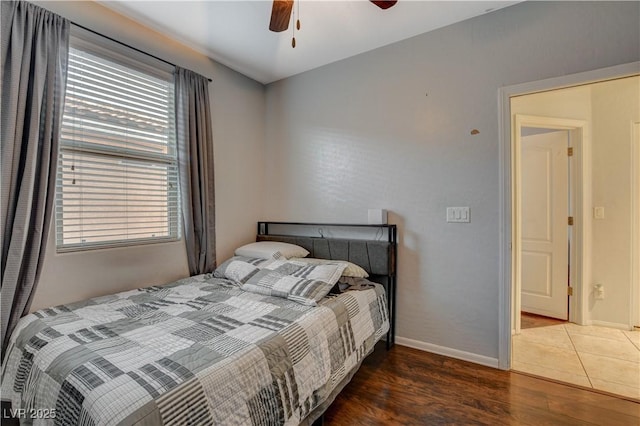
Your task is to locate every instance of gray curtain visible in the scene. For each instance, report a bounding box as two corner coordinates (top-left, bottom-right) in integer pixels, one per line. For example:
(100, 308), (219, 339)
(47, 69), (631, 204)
(175, 67), (216, 275)
(1, 1), (69, 359)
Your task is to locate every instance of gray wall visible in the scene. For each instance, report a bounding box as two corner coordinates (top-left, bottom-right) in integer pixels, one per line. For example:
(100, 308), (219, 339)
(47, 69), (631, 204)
(264, 2), (640, 359)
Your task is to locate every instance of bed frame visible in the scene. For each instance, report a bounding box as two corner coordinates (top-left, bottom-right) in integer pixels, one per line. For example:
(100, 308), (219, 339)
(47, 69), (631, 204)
(256, 221), (397, 348)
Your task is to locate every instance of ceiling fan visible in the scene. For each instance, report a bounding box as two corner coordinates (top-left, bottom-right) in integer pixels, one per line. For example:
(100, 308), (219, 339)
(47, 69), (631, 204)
(269, 0), (397, 33)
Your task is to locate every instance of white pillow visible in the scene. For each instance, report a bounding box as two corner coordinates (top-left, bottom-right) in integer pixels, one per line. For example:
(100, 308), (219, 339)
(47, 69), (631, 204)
(234, 241), (309, 259)
(289, 257), (369, 278)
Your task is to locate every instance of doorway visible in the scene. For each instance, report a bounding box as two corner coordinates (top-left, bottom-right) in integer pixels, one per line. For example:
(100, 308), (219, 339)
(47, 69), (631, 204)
(498, 64), (640, 400)
(512, 116), (586, 334)
(520, 127), (571, 322)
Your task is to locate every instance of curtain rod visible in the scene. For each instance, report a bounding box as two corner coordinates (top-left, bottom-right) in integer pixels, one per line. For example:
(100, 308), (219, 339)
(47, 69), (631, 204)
(71, 21), (213, 83)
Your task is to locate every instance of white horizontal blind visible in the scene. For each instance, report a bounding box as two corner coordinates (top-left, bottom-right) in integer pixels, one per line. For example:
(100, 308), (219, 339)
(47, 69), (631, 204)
(56, 45), (179, 251)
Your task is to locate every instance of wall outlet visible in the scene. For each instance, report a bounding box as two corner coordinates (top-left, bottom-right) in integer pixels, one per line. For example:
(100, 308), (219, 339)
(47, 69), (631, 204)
(594, 284), (605, 300)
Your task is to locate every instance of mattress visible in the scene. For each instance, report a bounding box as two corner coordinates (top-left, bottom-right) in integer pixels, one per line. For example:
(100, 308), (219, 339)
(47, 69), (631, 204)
(1, 274), (389, 425)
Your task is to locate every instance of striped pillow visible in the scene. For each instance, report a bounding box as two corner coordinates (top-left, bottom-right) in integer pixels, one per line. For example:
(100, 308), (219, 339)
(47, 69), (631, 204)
(213, 255), (277, 284)
(242, 260), (347, 306)
(289, 257), (369, 278)
(263, 259), (347, 286)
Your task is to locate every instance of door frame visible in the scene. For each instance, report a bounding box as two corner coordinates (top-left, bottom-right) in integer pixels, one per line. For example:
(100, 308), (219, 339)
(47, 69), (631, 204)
(513, 116), (585, 334)
(632, 122), (640, 329)
(497, 61), (640, 370)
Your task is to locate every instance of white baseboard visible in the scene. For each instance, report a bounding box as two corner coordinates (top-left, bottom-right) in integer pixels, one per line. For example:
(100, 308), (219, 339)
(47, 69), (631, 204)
(587, 320), (633, 331)
(395, 336), (500, 369)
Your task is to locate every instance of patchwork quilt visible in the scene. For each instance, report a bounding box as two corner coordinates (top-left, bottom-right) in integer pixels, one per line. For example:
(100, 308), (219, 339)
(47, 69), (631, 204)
(2, 274), (389, 425)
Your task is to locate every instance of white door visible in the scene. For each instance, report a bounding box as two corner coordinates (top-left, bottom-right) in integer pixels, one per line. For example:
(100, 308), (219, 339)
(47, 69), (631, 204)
(520, 130), (569, 320)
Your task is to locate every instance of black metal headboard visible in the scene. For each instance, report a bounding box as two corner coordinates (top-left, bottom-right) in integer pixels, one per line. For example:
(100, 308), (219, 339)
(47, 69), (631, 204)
(256, 221), (397, 347)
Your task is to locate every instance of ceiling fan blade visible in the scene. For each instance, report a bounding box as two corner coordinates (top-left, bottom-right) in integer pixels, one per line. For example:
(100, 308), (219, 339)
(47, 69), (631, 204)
(370, 0), (397, 10)
(269, 0), (294, 32)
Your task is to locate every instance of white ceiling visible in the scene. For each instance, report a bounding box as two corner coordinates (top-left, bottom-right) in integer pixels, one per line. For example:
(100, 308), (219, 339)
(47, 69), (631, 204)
(99, 0), (520, 84)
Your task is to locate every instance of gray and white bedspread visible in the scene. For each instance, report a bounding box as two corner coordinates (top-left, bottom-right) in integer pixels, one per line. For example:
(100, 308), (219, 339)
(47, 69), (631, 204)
(2, 274), (388, 425)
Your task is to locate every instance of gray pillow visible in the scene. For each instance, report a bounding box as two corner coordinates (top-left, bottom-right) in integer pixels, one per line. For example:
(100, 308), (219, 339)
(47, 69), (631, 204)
(241, 260), (347, 306)
(215, 256), (346, 305)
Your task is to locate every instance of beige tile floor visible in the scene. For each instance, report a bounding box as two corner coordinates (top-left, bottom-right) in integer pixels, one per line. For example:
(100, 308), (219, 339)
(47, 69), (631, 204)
(512, 323), (640, 401)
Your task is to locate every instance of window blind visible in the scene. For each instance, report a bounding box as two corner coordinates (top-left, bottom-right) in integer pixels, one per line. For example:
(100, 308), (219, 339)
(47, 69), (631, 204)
(56, 46), (179, 251)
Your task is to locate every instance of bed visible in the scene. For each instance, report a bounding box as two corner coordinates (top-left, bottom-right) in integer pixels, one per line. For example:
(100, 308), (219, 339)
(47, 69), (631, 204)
(1, 222), (396, 425)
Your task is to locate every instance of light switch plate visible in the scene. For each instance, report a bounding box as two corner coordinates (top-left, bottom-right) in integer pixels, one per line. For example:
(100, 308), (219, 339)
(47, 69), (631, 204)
(447, 207), (470, 223)
(594, 206), (605, 220)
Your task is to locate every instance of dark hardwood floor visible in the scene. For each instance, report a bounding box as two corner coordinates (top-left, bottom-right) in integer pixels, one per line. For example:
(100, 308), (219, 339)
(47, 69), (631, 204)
(521, 312), (567, 329)
(4, 343), (637, 425)
(323, 343), (640, 425)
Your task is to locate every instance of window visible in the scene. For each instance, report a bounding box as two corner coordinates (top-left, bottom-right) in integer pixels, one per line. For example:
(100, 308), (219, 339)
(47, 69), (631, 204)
(56, 40), (179, 251)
